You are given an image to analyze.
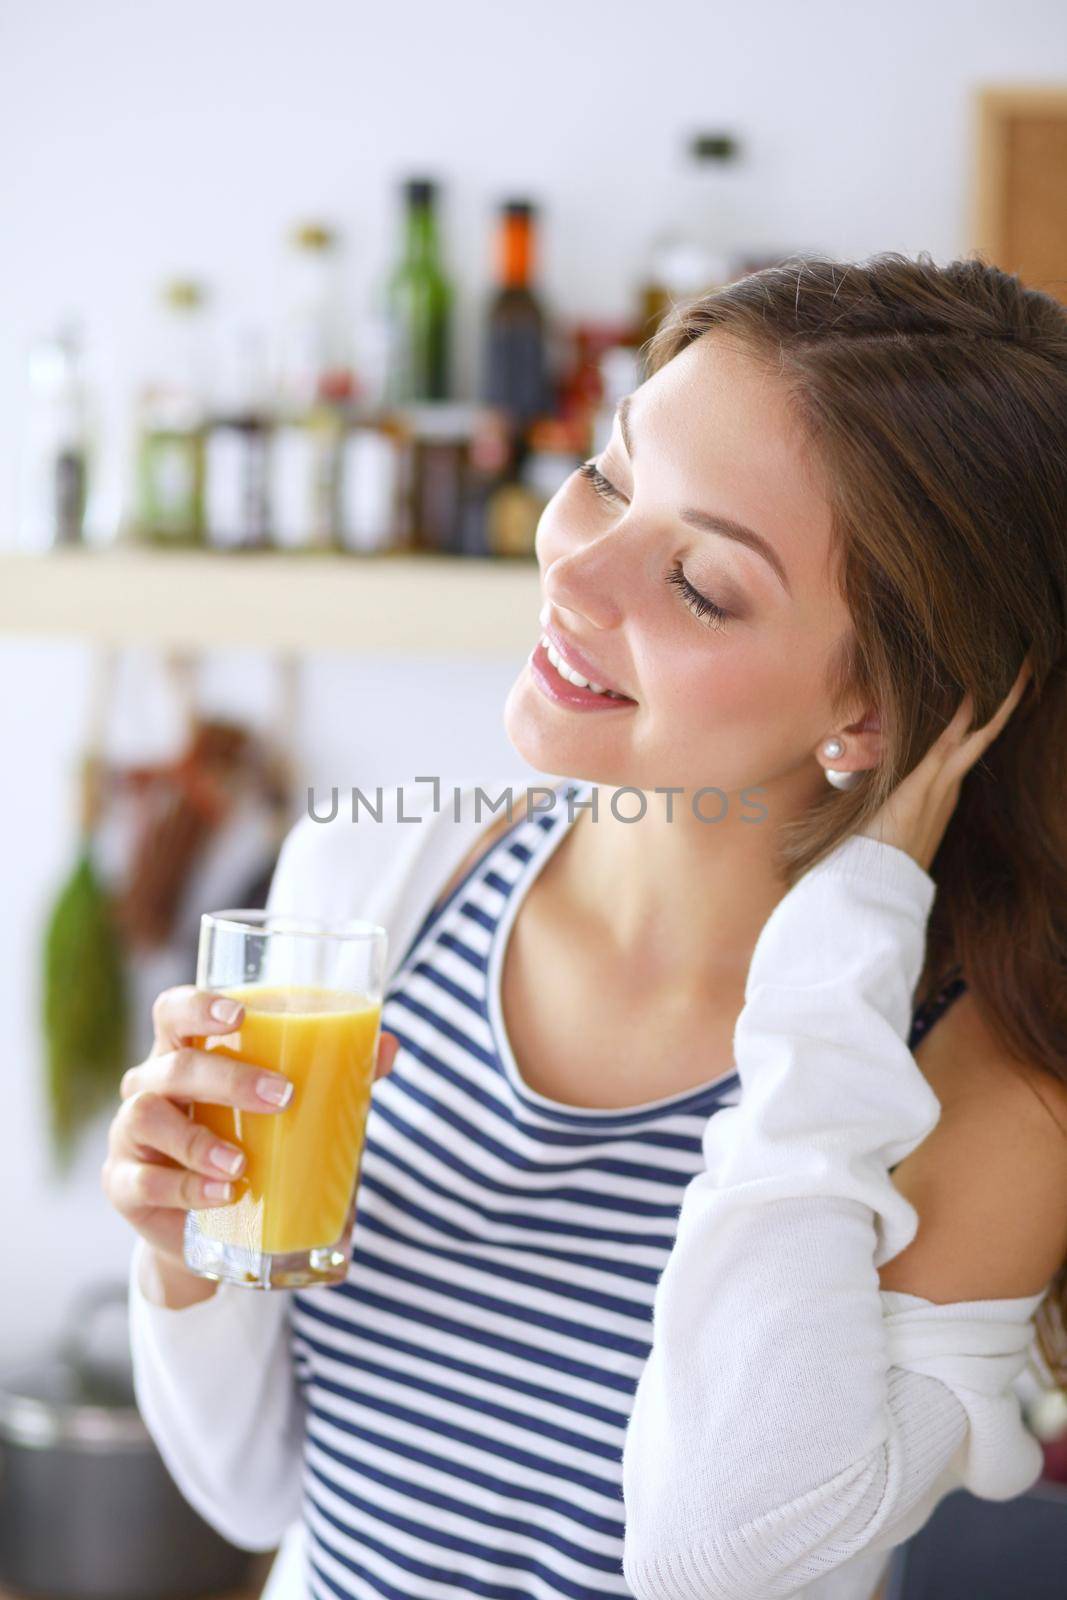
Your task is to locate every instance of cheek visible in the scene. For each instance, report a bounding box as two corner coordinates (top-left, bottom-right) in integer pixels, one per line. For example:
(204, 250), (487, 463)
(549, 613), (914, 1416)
(650, 628), (820, 733)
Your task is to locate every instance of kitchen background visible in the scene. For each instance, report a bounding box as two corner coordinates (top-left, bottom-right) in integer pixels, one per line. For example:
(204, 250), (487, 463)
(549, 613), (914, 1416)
(3, 0), (1067, 1594)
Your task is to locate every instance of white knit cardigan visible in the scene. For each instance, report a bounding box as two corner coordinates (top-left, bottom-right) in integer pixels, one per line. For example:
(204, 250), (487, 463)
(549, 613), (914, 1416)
(127, 781), (1052, 1600)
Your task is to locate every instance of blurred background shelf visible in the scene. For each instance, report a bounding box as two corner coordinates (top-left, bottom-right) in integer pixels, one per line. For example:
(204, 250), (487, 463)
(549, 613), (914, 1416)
(0, 549), (542, 656)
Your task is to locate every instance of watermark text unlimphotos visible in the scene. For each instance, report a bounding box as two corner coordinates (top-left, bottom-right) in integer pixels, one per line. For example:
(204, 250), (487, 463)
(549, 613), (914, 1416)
(307, 778), (769, 826)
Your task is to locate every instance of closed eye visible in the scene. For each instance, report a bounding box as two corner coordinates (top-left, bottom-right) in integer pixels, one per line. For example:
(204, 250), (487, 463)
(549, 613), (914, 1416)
(576, 460), (623, 500)
(575, 459), (731, 633)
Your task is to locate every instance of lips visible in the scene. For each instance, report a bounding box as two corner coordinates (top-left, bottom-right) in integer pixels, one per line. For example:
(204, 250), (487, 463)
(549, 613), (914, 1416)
(538, 615), (635, 702)
(530, 640), (637, 711)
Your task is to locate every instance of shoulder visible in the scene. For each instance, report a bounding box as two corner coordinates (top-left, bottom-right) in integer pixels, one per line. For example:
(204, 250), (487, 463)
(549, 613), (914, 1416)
(878, 989), (1067, 1302)
(265, 782), (437, 916)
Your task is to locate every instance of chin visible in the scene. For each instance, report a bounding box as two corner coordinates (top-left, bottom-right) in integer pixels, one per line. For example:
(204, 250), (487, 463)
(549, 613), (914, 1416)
(502, 673), (626, 791)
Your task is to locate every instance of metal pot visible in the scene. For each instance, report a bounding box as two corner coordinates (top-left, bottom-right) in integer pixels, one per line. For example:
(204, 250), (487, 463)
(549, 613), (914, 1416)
(0, 1278), (259, 1599)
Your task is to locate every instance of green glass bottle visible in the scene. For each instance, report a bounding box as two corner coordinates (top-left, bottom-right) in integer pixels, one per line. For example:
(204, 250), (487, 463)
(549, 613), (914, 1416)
(385, 178), (452, 403)
(135, 279), (208, 546)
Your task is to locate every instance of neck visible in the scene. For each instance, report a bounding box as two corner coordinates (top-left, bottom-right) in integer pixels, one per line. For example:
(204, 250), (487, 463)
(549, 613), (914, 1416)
(550, 767), (827, 993)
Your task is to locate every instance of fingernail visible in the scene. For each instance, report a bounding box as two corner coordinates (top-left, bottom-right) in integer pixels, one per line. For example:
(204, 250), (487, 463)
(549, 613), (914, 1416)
(204, 1180), (233, 1200)
(257, 1075), (294, 1106)
(210, 998), (243, 1025)
(210, 1143), (244, 1175)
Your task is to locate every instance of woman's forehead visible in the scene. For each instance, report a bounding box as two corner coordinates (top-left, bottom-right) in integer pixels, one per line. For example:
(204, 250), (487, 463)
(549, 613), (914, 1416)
(626, 335), (839, 604)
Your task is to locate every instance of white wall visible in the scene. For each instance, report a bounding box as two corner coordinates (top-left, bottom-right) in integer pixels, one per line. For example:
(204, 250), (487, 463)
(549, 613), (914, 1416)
(2, 0), (1066, 1363)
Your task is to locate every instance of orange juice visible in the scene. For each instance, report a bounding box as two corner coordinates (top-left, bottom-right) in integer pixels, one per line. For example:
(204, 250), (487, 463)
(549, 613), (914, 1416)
(190, 983), (381, 1256)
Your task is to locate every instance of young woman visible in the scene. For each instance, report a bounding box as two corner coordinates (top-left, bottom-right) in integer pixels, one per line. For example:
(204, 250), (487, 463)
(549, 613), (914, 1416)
(109, 252), (1067, 1600)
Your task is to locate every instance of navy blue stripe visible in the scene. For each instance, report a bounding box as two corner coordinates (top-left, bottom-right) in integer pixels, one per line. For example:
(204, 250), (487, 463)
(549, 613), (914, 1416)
(298, 1323), (625, 1464)
(381, 1052), (720, 1189)
(354, 1165), (665, 1288)
(294, 1296), (629, 1429)
(307, 1452), (627, 1574)
(307, 1477), (617, 1600)
(482, 868), (515, 897)
(907, 971), (967, 1049)
(367, 1094), (689, 1220)
(306, 1433), (624, 1568)
(384, 988), (498, 1069)
(459, 900), (499, 936)
(408, 958), (486, 1017)
(355, 1207), (655, 1323)
(388, 800), (536, 976)
(380, 1009), (717, 1154)
(341, 1242), (652, 1359)
(436, 928), (489, 972)
(303, 1412), (622, 1538)
(319, 1276), (642, 1395)
(308, 1378), (624, 1498)
(360, 1133), (681, 1253)
(379, 992), (739, 1145)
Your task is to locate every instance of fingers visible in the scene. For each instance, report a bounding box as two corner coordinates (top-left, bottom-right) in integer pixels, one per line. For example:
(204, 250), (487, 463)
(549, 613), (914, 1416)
(105, 1149), (242, 1215)
(375, 1031), (400, 1079)
(120, 1045), (294, 1112)
(107, 1090), (249, 1210)
(112, 1088), (246, 1176)
(150, 985), (246, 1057)
(938, 658), (1033, 775)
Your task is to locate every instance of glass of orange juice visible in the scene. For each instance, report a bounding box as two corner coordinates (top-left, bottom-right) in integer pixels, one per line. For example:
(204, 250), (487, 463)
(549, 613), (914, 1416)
(182, 908), (387, 1291)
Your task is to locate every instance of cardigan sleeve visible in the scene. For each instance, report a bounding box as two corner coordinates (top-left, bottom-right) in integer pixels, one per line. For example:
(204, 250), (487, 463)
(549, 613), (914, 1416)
(126, 779), (504, 1551)
(127, 1234), (306, 1551)
(123, 810), (345, 1552)
(620, 833), (1049, 1600)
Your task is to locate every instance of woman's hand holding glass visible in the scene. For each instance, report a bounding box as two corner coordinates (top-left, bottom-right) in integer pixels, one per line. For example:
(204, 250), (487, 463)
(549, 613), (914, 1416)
(101, 983), (399, 1278)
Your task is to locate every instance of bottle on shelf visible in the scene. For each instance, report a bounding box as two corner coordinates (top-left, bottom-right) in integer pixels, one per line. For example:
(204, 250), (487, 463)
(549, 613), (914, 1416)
(484, 417), (581, 560)
(556, 319), (643, 460)
(20, 321), (91, 551)
(483, 199), (551, 434)
(133, 279), (211, 547)
(270, 376), (349, 552)
(337, 405), (414, 556)
(384, 179), (452, 404)
(270, 223), (353, 552)
(458, 408), (515, 558)
(592, 343), (645, 456)
(637, 131), (742, 350)
(401, 402), (488, 554)
(203, 325), (272, 552)
(273, 222), (352, 415)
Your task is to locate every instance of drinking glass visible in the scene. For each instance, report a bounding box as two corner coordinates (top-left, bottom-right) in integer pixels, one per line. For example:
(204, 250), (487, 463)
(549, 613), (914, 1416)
(182, 909), (387, 1290)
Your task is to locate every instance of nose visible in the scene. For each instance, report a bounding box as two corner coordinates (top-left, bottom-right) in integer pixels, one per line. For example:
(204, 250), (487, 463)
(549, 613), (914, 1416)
(541, 532), (626, 632)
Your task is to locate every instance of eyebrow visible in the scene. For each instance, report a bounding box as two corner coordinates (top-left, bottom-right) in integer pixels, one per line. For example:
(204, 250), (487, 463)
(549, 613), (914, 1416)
(618, 393), (792, 597)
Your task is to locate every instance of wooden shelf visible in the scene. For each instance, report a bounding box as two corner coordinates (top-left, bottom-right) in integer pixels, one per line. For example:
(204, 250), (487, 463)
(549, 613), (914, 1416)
(0, 548), (543, 657)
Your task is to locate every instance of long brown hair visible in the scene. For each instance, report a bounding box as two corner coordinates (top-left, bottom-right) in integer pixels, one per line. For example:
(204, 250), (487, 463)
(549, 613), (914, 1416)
(644, 252), (1067, 1385)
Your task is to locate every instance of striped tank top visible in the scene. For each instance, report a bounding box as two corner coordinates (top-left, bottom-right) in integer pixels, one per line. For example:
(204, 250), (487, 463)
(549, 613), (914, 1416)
(288, 784), (966, 1600)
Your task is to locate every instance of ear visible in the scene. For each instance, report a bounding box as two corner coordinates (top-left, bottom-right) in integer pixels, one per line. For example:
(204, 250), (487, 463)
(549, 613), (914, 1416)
(843, 706), (883, 770)
(820, 706), (883, 775)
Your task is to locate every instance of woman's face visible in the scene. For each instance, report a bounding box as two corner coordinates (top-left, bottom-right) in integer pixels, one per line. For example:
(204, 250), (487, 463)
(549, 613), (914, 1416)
(504, 330), (859, 800)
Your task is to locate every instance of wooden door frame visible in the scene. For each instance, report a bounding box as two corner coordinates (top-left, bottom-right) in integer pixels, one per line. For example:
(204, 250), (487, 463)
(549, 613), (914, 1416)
(971, 84), (1067, 265)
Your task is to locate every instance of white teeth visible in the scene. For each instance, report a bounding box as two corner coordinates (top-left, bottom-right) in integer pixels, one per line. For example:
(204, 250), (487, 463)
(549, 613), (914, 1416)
(540, 634), (620, 698)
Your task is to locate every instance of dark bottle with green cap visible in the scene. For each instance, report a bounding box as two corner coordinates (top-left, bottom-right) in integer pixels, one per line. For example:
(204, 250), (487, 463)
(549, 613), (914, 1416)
(384, 178), (452, 403)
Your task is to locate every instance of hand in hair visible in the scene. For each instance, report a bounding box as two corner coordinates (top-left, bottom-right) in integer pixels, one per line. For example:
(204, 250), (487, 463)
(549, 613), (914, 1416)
(858, 658), (1033, 872)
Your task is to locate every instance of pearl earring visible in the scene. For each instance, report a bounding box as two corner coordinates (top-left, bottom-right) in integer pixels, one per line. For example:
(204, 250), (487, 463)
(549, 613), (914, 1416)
(821, 737), (862, 790)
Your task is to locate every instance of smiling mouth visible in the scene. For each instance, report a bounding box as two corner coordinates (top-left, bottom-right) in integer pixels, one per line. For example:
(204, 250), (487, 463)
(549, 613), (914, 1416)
(531, 637), (638, 707)
(539, 634), (631, 698)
